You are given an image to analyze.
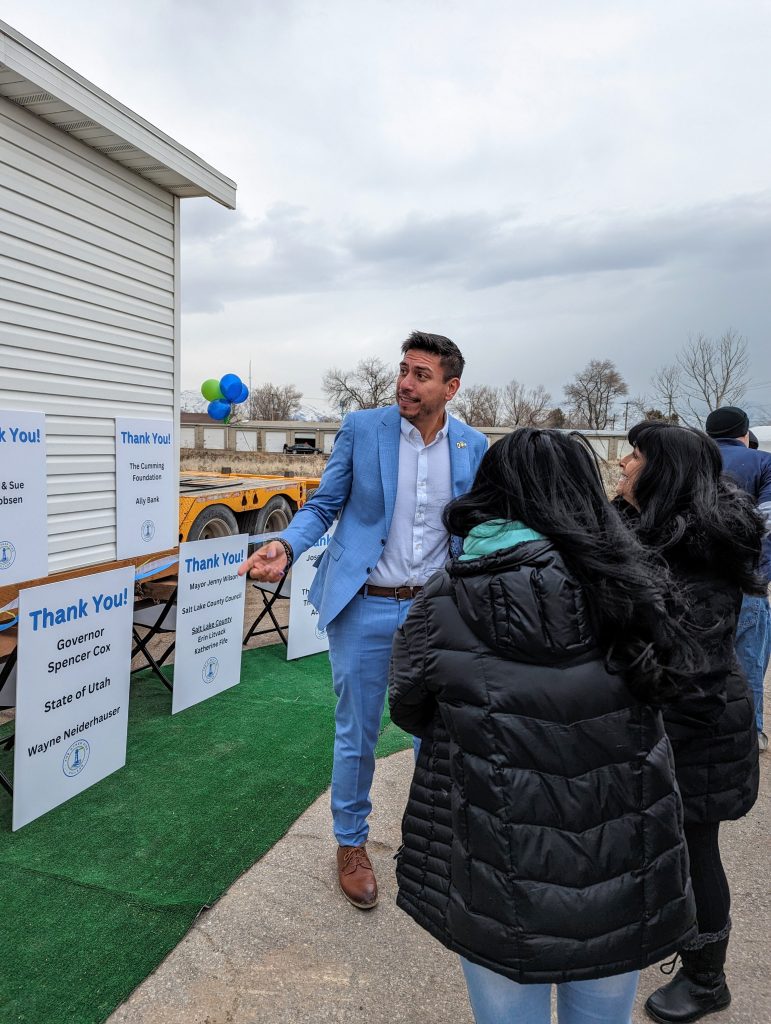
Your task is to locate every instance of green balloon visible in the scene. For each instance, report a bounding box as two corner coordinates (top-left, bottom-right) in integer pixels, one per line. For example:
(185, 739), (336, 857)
(201, 378), (223, 401)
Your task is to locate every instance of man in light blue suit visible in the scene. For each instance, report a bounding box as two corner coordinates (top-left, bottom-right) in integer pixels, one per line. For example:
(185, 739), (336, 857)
(239, 332), (487, 909)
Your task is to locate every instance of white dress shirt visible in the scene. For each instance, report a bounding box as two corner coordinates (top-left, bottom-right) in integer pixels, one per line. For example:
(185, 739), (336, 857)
(367, 415), (452, 587)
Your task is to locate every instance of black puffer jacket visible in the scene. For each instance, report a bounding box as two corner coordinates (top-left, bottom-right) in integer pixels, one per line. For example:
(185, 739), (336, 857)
(612, 498), (759, 825)
(661, 561), (759, 825)
(389, 540), (696, 984)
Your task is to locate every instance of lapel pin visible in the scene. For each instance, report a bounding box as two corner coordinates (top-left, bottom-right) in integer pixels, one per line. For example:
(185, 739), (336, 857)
(456, 441), (467, 448)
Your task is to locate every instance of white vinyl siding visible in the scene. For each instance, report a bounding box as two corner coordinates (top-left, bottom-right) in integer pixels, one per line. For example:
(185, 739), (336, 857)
(0, 94), (178, 574)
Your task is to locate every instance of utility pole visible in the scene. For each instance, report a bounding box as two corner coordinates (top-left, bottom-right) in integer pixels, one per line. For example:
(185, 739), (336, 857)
(623, 401), (630, 430)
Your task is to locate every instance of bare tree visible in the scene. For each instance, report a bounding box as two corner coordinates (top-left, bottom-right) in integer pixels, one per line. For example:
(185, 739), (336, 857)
(649, 363), (682, 421)
(501, 380), (552, 426)
(563, 359), (629, 430)
(614, 394), (660, 430)
(322, 357), (396, 414)
(681, 330), (750, 411)
(247, 383), (303, 420)
(452, 384), (503, 427)
(650, 330), (750, 426)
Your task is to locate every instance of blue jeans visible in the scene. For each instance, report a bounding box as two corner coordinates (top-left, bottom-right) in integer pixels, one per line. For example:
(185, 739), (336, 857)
(461, 959), (639, 1024)
(735, 593), (771, 732)
(326, 593), (413, 846)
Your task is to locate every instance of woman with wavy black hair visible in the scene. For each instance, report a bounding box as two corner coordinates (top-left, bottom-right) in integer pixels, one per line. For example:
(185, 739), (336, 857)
(389, 428), (699, 1024)
(616, 421), (763, 1024)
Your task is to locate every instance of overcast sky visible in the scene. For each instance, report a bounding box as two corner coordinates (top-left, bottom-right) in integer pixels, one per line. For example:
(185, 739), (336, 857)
(5, 1), (771, 418)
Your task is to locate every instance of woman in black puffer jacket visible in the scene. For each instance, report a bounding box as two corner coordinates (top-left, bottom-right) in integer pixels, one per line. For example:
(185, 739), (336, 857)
(615, 422), (763, 1024)
(389, 429), (702, 1024)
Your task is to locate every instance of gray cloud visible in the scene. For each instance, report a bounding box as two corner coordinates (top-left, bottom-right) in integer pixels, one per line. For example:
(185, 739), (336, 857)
(181, 202), (348, 312)
(6, 0), (769, 410)
(181, 192), (771, 312)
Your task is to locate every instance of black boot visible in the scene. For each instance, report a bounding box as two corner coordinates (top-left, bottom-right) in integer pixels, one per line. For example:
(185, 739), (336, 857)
(645, 938), (731, 1023)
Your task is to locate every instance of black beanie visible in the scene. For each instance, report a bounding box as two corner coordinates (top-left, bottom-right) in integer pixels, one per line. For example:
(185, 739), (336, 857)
(705, 406), (749, 438)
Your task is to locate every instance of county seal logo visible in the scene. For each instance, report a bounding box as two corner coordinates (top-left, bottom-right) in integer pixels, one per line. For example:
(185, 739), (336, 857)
(202, 657), (219, 684)
(141, 520), (156, 543)
(0, 541), (16, 570)
(62, 739), (90, 777)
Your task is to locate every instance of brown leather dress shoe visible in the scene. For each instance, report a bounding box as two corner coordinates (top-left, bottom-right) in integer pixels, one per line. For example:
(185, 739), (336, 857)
(337, 844), (378, 909)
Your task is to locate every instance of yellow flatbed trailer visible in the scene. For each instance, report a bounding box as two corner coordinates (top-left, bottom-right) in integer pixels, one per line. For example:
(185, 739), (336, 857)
(177, 471), (320, 544)
(0, 471), (317, 607)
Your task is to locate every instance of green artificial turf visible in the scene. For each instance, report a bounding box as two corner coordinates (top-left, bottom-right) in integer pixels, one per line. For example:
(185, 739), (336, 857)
(0, 644), (411, 1024)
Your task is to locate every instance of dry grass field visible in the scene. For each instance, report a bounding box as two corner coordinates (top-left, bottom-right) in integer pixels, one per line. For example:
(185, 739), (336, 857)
(180, 450), (327, 479)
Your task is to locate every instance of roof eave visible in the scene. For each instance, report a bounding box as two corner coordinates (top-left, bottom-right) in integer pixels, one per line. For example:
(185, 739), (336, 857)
(0, 19), (236, 209)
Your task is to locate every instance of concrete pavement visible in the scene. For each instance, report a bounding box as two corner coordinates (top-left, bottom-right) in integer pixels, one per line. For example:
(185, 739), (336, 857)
(108, 738), (769, 1024)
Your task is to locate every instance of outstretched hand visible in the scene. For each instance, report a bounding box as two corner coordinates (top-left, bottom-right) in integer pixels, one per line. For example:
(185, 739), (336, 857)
(238, 541), (288, 583)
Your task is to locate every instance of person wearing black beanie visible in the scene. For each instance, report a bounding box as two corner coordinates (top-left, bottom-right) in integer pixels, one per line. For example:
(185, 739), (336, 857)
(705, 406), (750, 439)
(705, 406), (771, 757)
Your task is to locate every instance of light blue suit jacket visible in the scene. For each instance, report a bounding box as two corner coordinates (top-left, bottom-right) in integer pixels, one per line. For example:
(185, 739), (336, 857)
(281, 405), (488, 631)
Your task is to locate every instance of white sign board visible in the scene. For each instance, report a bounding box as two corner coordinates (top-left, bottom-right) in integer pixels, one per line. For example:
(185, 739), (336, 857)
(12, 566), (134, 831)
(0, 410), (48, 586)
(115, 418), (176, 559)
(287, 525), (335, 661)
(172, 534), (247, 715)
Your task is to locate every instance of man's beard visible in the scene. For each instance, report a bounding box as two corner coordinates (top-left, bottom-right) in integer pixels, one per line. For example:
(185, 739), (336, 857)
(397, 392), (420, 419)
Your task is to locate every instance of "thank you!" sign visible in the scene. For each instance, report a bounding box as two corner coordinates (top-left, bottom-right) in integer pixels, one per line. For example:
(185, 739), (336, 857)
(0, 409), (47, 586)
(115, 418), (176, 559)
(12, 566), (134, 830)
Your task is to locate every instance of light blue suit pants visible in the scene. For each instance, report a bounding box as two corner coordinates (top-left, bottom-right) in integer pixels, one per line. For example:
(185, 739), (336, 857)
(326, 592), (414, 846)
(735, 592), (771, 732)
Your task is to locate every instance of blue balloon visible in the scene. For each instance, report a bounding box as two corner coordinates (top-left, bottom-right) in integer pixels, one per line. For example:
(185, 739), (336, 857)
(236, 382), (249, 404)
(208, 399), (231, 421)
(219, 373), (243, 402)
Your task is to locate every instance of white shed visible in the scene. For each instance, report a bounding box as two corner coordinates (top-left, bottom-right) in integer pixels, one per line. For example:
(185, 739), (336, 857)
(0, 20), (235, 576)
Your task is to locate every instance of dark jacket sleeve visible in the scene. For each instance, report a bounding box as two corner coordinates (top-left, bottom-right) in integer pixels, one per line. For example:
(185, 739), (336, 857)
(758, 454), (771, 579)
(388, 591), (436, 737)
(663, 577), (738, 727)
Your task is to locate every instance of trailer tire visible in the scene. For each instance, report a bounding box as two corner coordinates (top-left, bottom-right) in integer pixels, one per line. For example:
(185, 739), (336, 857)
(253, 496), (293, 535)
(187, 504), (239, 541)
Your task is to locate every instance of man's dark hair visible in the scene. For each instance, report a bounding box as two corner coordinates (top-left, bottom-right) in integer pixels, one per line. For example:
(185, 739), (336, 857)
(443, 427), (702, 703)
(401, 331), (465, 381)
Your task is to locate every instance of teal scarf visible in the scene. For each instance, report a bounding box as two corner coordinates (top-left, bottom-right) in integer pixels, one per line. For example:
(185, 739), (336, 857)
(459, 519), (545, 561)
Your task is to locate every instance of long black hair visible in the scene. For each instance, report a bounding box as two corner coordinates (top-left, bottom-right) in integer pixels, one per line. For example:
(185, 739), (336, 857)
(627, 422), (765, 594)
(443, 428), (700, 702)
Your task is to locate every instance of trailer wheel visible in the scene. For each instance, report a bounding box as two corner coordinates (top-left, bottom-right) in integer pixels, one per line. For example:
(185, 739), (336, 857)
(254, 496), (292, 535)
(186, 504), (239, 541)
